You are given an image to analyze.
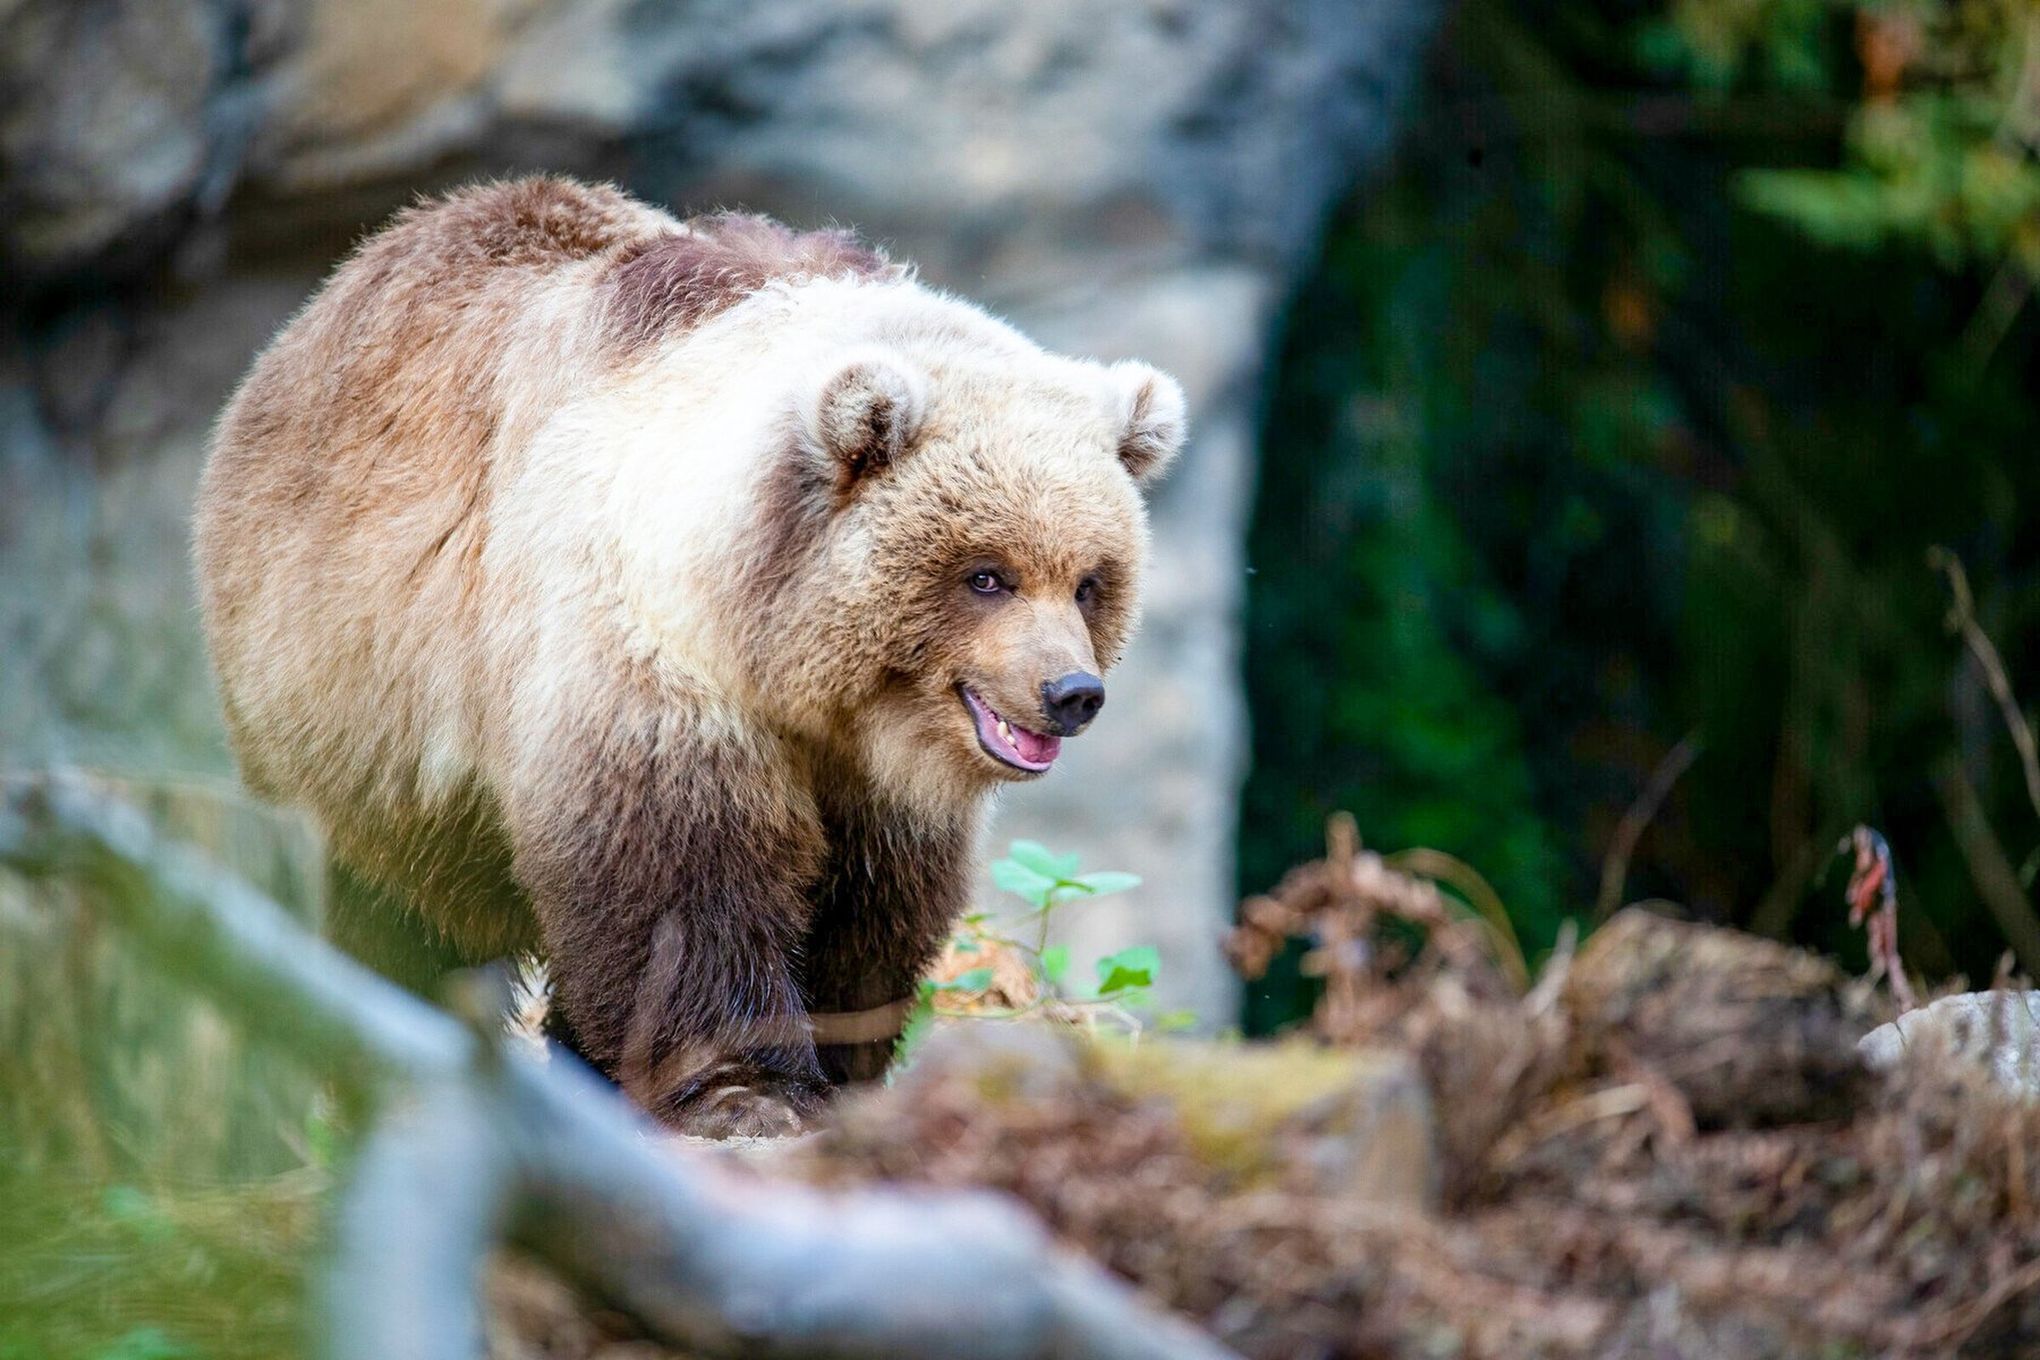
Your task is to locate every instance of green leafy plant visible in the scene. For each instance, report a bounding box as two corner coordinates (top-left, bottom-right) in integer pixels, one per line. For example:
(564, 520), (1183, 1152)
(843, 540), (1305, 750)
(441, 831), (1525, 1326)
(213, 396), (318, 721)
(90, 1330), (194, 1360)
(892, 841), (1184, 1071)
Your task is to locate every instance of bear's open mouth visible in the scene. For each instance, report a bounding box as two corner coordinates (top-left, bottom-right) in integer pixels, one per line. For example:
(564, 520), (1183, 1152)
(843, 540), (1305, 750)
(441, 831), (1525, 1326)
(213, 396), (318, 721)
(959, 686), (1061, 773)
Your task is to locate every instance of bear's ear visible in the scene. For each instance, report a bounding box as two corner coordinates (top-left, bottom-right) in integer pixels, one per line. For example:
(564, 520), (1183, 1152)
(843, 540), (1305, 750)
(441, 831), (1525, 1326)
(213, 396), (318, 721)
(801, 348), (929, 493)
(1108, 361), (1187, 488)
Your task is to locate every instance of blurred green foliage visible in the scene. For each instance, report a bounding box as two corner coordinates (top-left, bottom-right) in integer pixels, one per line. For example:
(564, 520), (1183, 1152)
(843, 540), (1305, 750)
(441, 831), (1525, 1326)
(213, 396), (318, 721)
(0, 783), (334, 1360)
(1242, 0), (2040, 1030)
(0, 1169), (318, 1360)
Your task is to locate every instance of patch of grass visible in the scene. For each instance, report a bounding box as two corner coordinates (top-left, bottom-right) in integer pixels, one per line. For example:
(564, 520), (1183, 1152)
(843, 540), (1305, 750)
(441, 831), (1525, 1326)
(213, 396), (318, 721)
(0, 780), (338, 1360)
(0, 1167), (326, 1360)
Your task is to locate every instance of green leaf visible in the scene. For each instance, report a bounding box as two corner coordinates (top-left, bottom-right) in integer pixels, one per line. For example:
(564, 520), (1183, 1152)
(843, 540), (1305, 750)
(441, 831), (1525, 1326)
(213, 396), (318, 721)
(990, 857), (1057, 908)
(1154, 1009), (1198, 1032)
(1074, 871), (1141, 897)
(304, 1094), (337, 1171)
(1008, 839), (1082, 880)
(1095, 944), (1161, 996)
(888, 993), (939, 1078)
(1038, 944), (1070, 985)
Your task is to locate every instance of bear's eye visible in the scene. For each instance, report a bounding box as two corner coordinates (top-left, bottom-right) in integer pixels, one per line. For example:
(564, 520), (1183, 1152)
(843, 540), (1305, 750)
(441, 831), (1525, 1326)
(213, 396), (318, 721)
(1075, 576), (1100, 606)
(968, 569), (1007, 595)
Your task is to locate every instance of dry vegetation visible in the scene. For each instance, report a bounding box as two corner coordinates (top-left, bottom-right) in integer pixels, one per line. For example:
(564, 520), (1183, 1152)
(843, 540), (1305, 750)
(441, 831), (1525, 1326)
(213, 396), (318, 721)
(775, 833), (2040, 1359)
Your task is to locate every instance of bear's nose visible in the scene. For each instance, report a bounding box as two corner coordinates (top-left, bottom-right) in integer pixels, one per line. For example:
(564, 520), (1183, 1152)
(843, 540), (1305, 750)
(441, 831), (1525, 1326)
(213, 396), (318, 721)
(1041, 671), (1105, 736)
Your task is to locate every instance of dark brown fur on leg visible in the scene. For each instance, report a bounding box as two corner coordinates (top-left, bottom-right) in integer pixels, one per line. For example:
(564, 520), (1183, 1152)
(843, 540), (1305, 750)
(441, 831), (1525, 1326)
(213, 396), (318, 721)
(801, 786), (973, 1085)
(507, 678), (829, 1137)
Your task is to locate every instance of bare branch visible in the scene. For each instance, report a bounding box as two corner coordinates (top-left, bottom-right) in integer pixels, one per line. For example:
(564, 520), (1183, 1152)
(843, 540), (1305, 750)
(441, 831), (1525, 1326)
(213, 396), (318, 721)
(0, 771), (471, 1090)
(324, 1081), (516, 1359)
(1595, 733), (1702, 923)
(1932, 755), (2040, 977)
(1931, 547), (2040, 830)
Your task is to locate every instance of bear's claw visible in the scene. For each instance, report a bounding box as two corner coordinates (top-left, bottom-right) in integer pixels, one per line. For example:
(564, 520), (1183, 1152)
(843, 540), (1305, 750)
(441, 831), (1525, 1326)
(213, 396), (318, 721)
(669, 1078), (824, 1140)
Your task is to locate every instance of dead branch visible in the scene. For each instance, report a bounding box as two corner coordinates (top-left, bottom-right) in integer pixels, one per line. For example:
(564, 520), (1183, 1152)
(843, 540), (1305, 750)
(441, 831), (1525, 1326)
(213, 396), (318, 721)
(1595, 733), (1701, 923)
(326, 1079), (516, 1358)
(1931, 546), (2040, 830)
(0, 770), (470, 1090)
(1931, 755), (2040, 977)
(2, 773), (1236, 1360)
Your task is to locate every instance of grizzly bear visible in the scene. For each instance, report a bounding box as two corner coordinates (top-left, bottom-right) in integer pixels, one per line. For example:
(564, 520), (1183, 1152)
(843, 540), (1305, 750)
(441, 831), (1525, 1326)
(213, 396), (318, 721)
(194, 177), (1184, 1136)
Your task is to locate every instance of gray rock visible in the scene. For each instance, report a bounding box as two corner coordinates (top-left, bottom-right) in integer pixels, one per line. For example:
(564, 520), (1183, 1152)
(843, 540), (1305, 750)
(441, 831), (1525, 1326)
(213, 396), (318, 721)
(0, 0), (233, 276)
(1859, 990), (2040, 1099)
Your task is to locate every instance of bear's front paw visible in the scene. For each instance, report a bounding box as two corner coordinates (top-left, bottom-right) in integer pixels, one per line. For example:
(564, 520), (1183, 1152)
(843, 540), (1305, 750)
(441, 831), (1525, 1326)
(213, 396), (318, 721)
(666, 1076), (825, 1140)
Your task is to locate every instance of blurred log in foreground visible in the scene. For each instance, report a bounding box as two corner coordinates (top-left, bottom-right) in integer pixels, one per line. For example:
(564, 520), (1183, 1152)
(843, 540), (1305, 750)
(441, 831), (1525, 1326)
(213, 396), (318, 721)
(0, 773), (1237, 1360)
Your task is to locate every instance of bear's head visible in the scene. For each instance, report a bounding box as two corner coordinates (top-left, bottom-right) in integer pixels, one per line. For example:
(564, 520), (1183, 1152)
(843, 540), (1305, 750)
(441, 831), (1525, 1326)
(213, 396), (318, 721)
(783, 339), (1186, 800)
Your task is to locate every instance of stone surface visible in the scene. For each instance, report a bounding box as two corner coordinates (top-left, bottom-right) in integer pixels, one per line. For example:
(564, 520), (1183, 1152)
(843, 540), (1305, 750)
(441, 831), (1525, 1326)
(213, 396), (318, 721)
(1860, 990), (2040, 1099)
(0, 0), (228, 275)
(0, 0), (1441, 1020)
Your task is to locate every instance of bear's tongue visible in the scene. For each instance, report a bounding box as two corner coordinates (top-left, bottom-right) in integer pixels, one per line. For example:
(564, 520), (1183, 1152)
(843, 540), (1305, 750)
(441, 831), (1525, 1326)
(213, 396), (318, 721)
(1007, 722), (1060, 767)
(964, 689), (1061, 771)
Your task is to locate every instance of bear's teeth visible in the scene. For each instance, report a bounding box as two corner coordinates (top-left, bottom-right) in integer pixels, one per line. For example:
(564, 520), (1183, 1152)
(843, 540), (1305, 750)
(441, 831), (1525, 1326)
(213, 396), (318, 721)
(997, 719), (1013, 745)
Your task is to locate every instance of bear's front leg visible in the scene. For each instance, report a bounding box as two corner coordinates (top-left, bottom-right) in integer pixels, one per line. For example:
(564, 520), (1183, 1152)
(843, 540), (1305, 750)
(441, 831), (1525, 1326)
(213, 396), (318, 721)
(801, 796), (976, 1085)
(505, 687), (829, 1138)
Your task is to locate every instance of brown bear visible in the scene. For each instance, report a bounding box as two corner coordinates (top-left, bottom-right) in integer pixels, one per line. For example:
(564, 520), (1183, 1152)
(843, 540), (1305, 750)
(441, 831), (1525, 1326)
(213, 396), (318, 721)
(193, 177), (1184, 1136)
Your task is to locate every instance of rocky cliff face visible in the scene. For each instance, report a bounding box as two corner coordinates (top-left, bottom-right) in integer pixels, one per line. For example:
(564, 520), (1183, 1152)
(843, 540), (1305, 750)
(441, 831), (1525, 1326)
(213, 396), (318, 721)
(0, 0), (1437, 1017)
